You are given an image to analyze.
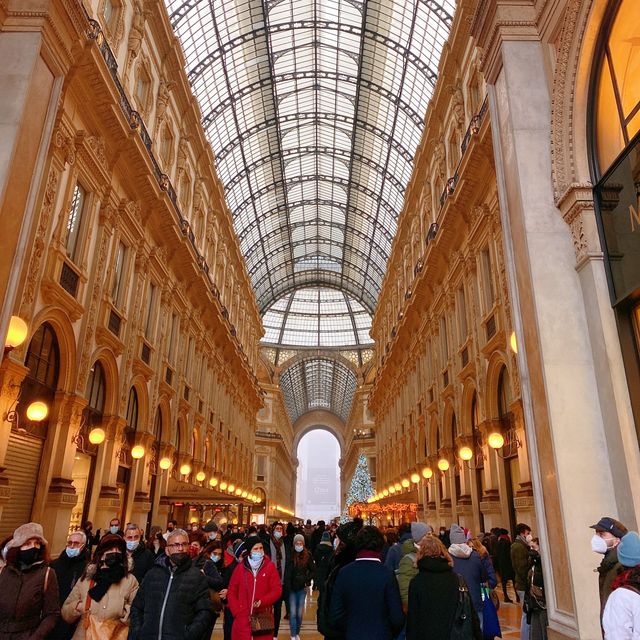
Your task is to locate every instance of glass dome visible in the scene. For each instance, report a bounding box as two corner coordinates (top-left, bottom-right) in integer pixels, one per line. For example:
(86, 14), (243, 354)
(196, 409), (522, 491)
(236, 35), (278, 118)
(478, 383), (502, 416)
(262, 287), (373, 348)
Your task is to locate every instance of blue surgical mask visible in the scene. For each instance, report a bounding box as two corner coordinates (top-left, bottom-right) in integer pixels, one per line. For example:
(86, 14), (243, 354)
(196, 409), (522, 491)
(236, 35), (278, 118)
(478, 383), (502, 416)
(110, 526), (119, 535)
(273, 531), (282, 540)
(294, 545), (304, 553)
(250, 551), (264, 562)
(66, 547), (81, 558)
(126, 540), (139, 552)
(212, 555), (222, 563)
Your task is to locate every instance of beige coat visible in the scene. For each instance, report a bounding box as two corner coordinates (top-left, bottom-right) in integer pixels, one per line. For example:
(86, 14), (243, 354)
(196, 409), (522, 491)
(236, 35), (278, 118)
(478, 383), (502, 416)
(61, 572), (139, 640)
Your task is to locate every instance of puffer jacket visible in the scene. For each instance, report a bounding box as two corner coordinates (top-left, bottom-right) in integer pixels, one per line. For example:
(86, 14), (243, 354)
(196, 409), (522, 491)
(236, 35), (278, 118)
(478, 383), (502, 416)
(0, 561), (60, 640)
(449, 544), (497, 613)
(128, 555), (214, 640)
(61, 566), (138, 640)
(397, 537), (419, 607)
(603, 587), (640, 639)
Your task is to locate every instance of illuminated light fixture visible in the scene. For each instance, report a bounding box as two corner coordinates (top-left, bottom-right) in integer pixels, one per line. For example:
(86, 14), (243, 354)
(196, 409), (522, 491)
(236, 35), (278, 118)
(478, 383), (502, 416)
(219, 481), (228, 491)
(401, 478), (410, 488)
(235, 488), (242, 496)
(422, 466), (433, 479)
(131, 445), (145, 460)
(510, 331), (518, 354)
(228, 484), (235, 493)
(488, 432), (505, 449)
(88, 428), (106, 445)
(458, 446), (474, 461)
(159, 457), (172, 470)
(242, 490), (248, 498)
(209, 476), (218, 487)
(26, 401), (48, 422)
(437, 458), (450, 472)
(180, 463), (192, 476)
(410, 473), (420, 484)
(389, 485), (396, 494)
(196, 471), (206, 482)
(383, 489), (389, 497)
(5, 316), (28, 350)
(394, 482), (401, 492)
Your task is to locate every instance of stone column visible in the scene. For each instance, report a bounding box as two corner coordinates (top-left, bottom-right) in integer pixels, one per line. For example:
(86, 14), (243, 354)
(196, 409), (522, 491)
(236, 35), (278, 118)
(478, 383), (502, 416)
(94, 416), (126, 530)
(472, 6), (640, 636)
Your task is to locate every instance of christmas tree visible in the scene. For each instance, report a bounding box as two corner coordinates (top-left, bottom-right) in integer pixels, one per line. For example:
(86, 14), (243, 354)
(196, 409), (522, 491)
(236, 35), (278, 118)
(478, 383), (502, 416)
(345, 454), (375, 507)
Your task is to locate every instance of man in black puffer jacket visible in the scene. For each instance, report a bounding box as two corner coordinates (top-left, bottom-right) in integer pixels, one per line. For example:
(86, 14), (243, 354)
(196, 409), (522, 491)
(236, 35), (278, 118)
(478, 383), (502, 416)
(128, 528), (214, 640)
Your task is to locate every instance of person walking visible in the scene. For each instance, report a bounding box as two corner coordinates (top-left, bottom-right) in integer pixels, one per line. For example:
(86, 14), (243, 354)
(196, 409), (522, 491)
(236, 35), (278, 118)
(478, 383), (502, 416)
(61, 534), (138, 640)
(397, 522), (432, 610)
(406, 535), (481, 640)
(384, 522), (412, 573)
(511, 523), (533, 640)
(328, 526), (404, 640)
(227, 535), (283, 640)
(313, 531), (334, 600)
(525, 538), (547, 640)
(124, 525), (155, 585)
(128, 528), (214, 640)
(221, 539), (245, 640)
(50, 530), (89, 640)
(286, 534), (315, 640)
(263, 521), (291, 637)
(0, 522), (60, 640)
(602, 531), (640, 639)
(495, 528), (517, 603)
(448, 524), (497, 629)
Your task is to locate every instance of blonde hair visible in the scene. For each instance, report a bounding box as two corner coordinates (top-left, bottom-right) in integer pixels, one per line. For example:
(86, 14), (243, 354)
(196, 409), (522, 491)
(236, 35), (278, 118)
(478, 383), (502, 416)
(416, 535), (453, 566)
(468, 537), (489, 558)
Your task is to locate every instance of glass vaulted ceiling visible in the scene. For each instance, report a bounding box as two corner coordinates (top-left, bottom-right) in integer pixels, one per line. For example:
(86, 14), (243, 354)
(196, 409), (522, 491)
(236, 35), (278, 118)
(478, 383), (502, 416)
(167, 0), (456, 329)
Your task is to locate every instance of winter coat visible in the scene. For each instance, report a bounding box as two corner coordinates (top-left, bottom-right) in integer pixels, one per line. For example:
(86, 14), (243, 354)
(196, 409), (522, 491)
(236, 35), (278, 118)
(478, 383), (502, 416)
(50, 551), (89, 640)
(227, 556), (283, 640)
(193, 554), (224, 591)
(286, 551), (315, 592)
(397, 538), (418, 607)
(0, 561), (60, 640)
(603, 587), (640, 640)
(61, 570), (139, 640)
(313, 542), (334, 591)
(511, 537), (531, 591)
(449, 544), (497, 613)
(384, 533), (412, 573)
(407, 556), (481, 640)
(128, 555), (214, 640)
(329, 557), (405, 640)
(129, 545), (155, 585)
(495, 536), (515, 579)
(598, 547), (624, 621)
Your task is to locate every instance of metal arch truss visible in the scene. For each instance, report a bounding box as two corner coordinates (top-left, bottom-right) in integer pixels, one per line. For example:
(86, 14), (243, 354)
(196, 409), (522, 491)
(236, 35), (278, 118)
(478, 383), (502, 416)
(278, 356), (358, 423)
(166, 0), (456, 317)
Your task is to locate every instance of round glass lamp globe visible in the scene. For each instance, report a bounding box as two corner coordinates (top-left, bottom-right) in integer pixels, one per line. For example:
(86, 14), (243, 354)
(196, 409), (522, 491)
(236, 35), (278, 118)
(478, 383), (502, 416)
(159, 457), (172, 470)
(209, 476), (218, 487)
(242, 491), (248, 498)
(389, 485), (396, 494)
(394, 482), (402, 491)
(383, 489), (389, 497)
(5, 316), (28, 349)
(410, 473), (420, 484)
(196, 471), (206, 482)
(235, 488), (242, 496)
(26, 401), (48, 422)
(437, 458), (450, 472)
(88, 428), (105, 445)
(488, 432), (505, 449)
(219, 481), (228, 491)
(422, 467), (433, 479)
(459, 446), (473, 461)
(180, 463), (192, 475)
(228, 484), (235, 493)
(401, 478), (410, 488)
(131, 445), (145, 459)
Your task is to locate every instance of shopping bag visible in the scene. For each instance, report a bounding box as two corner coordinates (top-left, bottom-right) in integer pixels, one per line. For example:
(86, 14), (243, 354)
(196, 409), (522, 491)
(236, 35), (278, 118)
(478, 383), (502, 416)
(481, 585), (502, 638)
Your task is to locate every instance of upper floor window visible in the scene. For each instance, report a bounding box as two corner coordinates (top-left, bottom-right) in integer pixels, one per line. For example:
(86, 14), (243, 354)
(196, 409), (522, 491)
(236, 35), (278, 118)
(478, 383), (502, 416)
(65, 183), (88, 263)
(168, 313), (178, 364)
(456, 286), (467, 344)
(144, 281), (156, 340)
(480, 247), (496, 313)
(111, 241), (127, 306)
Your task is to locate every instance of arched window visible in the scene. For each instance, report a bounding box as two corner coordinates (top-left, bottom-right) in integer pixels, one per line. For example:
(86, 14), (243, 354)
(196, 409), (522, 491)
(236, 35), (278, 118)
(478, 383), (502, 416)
(173, 420), (182, 453)
(191, 428), (197, 458)
(84, 362), (106, 428)
(497, 366), (511, 420)
(125, 387), (139, 433)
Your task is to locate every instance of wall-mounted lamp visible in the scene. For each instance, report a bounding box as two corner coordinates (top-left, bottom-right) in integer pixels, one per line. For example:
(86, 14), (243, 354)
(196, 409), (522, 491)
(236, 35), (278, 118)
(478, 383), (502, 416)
(422, 466), (433, 480)
(437, 458), (450, 472)
(410, 473), (420, 484)
(4, 316), (28, 354)
(159, 456), (172, 470)
(457, 441), (485, 469)
(131, 445), (145, 460)
(489, 428), (522, 459)
(4, 388), (48, 433)
(180, 463), (192, 476)
(401, 478), (410, 489)
(209, 476), (218, 487)
(196, 471), (206, 482)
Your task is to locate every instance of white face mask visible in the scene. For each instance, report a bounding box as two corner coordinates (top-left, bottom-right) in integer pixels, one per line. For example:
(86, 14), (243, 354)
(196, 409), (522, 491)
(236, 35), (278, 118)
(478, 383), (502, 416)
(274, 531), (283, 540)
(591, 535), (609, 555)
(525, 534), (533, 544)
(294, 544), (304, 553)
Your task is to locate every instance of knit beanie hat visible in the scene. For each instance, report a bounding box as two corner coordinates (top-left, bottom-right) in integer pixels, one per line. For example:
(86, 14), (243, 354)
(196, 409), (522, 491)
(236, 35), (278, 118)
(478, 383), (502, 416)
(6, 522), (48, 550)
(618, 532), (640, 568)
(293, 534), (306, 546)
(232, 539), (245, 559)
(336, 520), (362, 544)
(411, 522), (432, 543)
(243, 535), (263, 555)
(321, 531), (331, 543)
(449, 524), (467, 545)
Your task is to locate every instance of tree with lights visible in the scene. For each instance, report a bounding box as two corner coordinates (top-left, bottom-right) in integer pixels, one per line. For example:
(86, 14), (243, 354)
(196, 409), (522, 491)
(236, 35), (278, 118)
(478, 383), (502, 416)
(345, 454), (375, 508)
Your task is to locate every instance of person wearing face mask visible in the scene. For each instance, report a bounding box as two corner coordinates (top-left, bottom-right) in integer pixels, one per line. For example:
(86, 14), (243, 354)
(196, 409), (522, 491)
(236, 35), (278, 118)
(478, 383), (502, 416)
(199, 541), (225, 632)
(313, 531), (334, 611)
(145, 526), (166, 558)
(397, 522), (433, 613)
(163, 519), (178, 541)
(204, 521), (219, 542)
(262, 522), (291, 638)
(511, 523), (534, 640)
(128, 528), (214, 640)
(50, 531), (90, 640)
(107, 518), (124, 537)
(0, 522), (60, 639)
(285, 534), (315, 640)
(124, 525), (155, 584)
(61, 534), (138, 639)
(227, 536), (282, 640)
(589, 516), (628, 631)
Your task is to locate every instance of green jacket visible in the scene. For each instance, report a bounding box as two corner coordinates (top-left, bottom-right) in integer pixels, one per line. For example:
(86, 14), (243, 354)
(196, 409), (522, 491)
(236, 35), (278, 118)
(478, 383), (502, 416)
(396, 538), (418, 607)
(510, 537), (531, 591)
(598, 547), (623, 621)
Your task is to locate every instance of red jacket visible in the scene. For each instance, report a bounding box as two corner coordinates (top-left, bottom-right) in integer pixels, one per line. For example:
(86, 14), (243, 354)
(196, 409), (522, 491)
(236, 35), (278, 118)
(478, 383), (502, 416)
(227, 556), (282, 640)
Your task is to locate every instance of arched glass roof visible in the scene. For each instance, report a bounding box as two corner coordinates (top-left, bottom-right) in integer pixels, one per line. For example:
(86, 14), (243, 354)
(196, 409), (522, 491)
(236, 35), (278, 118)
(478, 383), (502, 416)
(279, 357), (357, 422)
(166, 0), (456, 316)
(262, 287), (373, 348)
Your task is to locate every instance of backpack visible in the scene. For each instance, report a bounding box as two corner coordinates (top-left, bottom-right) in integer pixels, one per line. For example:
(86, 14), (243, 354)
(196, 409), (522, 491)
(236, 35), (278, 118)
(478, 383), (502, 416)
(450, 574), (476, 640)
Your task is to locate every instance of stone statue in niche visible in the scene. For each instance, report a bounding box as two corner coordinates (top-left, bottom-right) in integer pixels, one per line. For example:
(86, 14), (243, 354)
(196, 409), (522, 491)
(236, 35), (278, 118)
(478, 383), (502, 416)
(155, 79), (174, 126)
(127, 3), (146, 64)
(450, 86), (465, 129)
(434, 137), (446, 182)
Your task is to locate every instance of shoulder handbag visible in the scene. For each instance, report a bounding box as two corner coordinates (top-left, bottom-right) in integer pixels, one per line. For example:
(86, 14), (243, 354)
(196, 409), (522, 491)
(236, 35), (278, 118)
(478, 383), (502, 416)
(450, 575), (475, 640)
(83, 582), (129, 640)
(249, 569), (274, 637)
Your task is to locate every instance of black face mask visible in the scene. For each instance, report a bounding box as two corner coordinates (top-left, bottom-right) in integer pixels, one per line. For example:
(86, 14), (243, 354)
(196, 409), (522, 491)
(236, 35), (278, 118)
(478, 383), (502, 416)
(170, 552), (190, 567)
(103, 552), (123, 568)
(18, 547), (40, 566)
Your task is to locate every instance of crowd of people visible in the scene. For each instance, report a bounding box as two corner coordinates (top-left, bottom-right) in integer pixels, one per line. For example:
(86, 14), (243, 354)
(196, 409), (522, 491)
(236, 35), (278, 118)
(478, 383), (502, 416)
(0, 514), (638, 639)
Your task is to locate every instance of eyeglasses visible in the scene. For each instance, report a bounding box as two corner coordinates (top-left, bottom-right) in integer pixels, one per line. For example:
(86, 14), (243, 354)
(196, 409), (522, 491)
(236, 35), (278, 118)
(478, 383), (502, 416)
(67, 540), (84, 547)
(167, 541), (189, 549)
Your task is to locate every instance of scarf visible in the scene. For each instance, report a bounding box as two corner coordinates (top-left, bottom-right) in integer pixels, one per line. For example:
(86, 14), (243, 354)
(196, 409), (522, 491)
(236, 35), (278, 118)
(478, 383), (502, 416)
(356, 550), (381, 560)
(612, 565), (640, 594)
(88, 565), (126, 602)
(271, 535), (284, 579)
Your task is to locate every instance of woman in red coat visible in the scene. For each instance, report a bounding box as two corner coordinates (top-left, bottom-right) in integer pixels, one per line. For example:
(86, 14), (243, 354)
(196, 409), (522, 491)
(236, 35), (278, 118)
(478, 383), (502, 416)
(227, 536), (282, 640)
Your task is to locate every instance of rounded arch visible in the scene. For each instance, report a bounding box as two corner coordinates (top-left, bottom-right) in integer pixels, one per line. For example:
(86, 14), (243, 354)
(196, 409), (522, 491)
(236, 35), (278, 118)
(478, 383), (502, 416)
(174, 415), (187, 454)
(417, 423), (427, 461)
(442, 400), (457, 446)
(427, 413), (439, 456)
(156, 395), (173, 443)
(485, 350), (511, 419)
(460, 379), (479, 436)
(88, 348), (120, 416)
(277, 349), (359, 377)
(292, 410), (345, 457)
(129, 376), (149, 434)
(27, 307), (76, 393)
